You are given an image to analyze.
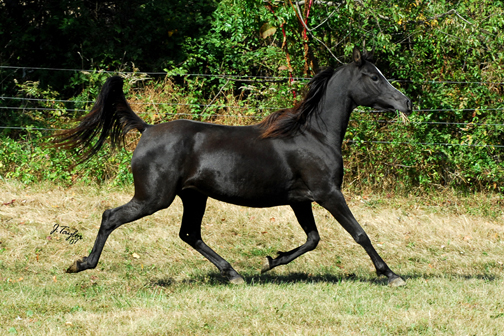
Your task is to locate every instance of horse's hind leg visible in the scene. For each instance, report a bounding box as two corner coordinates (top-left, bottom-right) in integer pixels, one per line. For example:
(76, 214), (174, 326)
(178, 189), (245, 285)
(66, 194), (173, 273)
(261, 202), (320, 273)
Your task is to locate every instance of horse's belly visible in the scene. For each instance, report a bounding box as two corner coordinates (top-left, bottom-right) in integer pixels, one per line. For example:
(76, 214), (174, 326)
(181, 157), (314, 207)
(183, 169), (291, 207)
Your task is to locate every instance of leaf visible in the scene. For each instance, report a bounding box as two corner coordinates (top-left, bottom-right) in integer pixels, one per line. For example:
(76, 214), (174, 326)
(260, 23), (276, 39)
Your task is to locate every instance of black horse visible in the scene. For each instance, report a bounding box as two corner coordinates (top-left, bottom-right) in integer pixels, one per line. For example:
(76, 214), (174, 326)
(55, 48), (411, 286)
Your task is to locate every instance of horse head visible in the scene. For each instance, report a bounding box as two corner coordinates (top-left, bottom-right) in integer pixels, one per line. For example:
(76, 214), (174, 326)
(349, 47), (412, 115)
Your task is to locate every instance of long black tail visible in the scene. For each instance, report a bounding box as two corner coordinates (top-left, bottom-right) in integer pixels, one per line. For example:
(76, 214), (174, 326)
(53, 76), (149, 162)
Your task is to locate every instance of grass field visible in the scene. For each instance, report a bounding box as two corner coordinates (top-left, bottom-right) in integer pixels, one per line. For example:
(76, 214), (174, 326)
(1, 180), (504, 335)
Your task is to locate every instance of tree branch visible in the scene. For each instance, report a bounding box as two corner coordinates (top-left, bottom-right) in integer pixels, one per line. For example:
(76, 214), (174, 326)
(292, 0), (344, 63)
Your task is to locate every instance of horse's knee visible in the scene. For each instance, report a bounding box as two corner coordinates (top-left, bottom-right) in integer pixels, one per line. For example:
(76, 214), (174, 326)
(353, 231), (371, 246)
(102, 209), (112, 220)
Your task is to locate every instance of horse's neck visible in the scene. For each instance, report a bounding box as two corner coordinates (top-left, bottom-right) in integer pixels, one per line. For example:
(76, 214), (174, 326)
(313, 78), (355, 148)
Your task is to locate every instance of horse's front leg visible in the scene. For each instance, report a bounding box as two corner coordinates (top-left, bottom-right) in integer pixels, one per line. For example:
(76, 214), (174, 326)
(318, 189), (406, 287)
(261, 201), (320, 273)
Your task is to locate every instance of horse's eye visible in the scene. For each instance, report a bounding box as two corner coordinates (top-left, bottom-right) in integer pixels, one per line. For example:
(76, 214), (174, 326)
(371, 75), (378, 81)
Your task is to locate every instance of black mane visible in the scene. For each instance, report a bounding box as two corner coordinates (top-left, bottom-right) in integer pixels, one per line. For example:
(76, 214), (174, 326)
(259, 67), (337, 138)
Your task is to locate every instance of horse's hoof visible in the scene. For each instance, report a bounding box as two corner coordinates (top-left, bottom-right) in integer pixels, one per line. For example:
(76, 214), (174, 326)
(261, 257), (272, 274)
(66, 257), (85, 273)
(229, 275), (245, 285)
(388, 276), (406, 287)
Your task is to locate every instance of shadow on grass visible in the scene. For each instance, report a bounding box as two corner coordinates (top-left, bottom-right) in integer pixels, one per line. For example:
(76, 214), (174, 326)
(400, 272), (499, 282)
(149, 271), (500, 288)
(247, 272), (388, 286)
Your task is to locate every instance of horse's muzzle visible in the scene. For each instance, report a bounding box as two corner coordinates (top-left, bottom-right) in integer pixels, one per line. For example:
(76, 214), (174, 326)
(394, 97), (412, 115)
(404, 98), (413, 115)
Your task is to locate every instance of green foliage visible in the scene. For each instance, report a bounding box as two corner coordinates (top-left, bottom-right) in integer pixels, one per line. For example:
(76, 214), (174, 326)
(0, 0), (217, 72)
(0, 133), (133, 186)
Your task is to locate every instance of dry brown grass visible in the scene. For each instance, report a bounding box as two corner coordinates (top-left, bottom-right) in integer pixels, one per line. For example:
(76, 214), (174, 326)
(125, 77), (264, 127)
(1, 180), (504, 335)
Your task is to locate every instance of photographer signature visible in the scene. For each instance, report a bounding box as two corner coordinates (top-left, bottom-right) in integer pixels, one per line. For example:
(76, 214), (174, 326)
(50, 224), (83, 245)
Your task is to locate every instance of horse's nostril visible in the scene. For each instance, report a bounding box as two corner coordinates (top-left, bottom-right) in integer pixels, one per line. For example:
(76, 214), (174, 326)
(406, 99), (412, 111)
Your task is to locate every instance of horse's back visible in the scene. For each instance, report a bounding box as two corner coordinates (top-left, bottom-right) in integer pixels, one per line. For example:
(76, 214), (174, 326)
(134, 119), (264, 158)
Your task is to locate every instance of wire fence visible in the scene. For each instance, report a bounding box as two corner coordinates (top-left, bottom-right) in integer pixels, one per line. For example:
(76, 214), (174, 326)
(2, 105), (504, 127)
(2, 65), (504, 85)
(2, 96), (504, 113)
(2, 96), (504, 127)
(1, 66), (503, 148)
(1, 124), (502, 148)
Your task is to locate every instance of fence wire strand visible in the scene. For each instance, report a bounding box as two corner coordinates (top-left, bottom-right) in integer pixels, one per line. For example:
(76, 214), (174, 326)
(2, 125), (502, 148)
(2, 65), (504, 85)
(2, 95), (504, 128)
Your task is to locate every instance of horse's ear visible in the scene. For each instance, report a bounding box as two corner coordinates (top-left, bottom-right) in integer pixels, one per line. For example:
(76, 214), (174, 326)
(366, 46), (375, 62)
(353, 47), (363, 66)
